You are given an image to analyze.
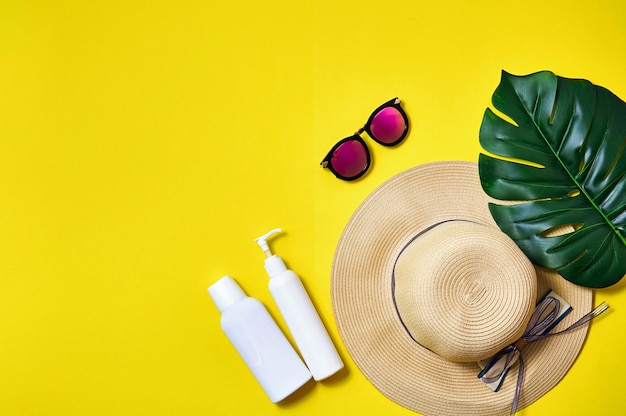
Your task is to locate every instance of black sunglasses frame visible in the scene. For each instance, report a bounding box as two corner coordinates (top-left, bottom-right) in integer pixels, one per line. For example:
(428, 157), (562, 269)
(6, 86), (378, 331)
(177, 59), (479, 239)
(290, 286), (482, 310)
(320, 135), (372, 181)
(361, 97), (409, 147)
(320, 97), (409, 181)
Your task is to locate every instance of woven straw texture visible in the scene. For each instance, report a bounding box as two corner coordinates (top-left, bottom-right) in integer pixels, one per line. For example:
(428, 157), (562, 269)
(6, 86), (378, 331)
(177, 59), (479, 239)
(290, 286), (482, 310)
(394, 221), (537, 363)
(331, 161), (592, 416)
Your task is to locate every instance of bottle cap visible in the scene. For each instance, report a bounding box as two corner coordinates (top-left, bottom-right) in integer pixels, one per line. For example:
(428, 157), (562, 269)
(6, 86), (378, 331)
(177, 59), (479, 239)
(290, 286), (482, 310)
(208, 275), (246, 312)
(254, 228), (288, 278)
(254, 228), (282, 258)
(264, 254), (288, 278)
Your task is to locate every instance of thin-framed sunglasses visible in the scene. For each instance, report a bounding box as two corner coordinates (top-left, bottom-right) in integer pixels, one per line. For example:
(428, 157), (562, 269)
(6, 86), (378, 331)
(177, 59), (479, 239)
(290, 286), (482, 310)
(320, 97), (409, 181)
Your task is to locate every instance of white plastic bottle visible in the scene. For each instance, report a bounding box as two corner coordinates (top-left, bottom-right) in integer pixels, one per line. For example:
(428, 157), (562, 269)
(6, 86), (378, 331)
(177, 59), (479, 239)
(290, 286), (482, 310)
(208, 275), (312, 403)
(254, 229), (344, 381)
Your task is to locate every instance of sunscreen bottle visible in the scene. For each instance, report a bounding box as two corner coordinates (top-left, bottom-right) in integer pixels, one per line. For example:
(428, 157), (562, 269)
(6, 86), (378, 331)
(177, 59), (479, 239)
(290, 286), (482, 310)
(254, 229), (344, 380)
(208, 275), (311, 402)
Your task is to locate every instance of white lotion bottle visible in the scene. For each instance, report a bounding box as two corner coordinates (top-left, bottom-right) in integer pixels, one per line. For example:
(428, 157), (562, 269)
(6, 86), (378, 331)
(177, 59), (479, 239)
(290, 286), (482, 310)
(208, 275), (312, 403)
(254, 229), (344, 381)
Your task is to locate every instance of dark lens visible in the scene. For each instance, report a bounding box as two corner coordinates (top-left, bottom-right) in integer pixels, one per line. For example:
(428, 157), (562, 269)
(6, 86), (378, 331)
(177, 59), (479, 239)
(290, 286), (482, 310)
(369, 107), (407, 144)
(329, 138), (369, 179)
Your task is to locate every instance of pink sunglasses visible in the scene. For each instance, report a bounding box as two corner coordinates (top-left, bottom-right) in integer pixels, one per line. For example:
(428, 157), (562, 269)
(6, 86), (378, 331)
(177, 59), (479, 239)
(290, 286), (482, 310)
(320, 98), (409, 181)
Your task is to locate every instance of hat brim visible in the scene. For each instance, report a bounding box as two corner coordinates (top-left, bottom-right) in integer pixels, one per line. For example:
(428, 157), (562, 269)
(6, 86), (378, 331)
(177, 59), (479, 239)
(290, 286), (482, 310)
(331, 161), (592, 416)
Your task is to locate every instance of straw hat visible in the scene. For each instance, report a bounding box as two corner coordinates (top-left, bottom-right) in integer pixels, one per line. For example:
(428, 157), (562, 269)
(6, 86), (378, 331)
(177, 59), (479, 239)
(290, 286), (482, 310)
(331, 161), (592, 416)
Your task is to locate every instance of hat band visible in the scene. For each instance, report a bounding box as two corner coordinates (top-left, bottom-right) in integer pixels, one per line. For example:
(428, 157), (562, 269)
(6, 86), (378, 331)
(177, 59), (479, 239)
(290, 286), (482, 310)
(479, 292), (609, 415)
(391, 220), (608, 415)
(390, 218), (472, 346)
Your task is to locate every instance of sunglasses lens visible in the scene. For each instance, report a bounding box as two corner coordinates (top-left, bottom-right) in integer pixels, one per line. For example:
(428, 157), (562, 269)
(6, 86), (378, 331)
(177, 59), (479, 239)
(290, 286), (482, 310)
(370, 107), (407, 144)
(329, 139), (368, 179)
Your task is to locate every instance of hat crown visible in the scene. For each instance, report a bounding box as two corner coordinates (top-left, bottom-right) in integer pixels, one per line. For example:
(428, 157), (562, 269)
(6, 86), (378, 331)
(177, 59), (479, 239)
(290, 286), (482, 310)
(394, 221), (537, 362)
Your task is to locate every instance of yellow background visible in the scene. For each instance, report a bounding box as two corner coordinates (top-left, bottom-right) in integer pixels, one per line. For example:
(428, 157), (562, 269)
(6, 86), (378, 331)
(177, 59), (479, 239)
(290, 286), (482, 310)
(1, 0), (625, 415)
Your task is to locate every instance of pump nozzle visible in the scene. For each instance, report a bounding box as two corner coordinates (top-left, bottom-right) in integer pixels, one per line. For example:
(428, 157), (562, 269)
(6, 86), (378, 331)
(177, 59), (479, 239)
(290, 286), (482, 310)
(254, 228), (282, 258)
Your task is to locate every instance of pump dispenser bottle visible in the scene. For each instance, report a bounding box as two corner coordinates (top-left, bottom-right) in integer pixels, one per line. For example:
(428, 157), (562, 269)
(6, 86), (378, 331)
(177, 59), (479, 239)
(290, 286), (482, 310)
(208, 275), (311, 402)
(254, 229), (344, 381)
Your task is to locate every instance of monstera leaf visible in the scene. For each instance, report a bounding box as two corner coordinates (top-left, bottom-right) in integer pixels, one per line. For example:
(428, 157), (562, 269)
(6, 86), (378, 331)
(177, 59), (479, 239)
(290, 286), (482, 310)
(479, 70), (626, 288)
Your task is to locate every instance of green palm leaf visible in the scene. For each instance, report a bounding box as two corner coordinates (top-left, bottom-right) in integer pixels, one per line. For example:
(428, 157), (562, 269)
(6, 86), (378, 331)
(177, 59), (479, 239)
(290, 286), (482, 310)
(479, 70), (626, 288)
